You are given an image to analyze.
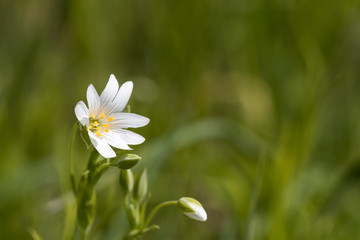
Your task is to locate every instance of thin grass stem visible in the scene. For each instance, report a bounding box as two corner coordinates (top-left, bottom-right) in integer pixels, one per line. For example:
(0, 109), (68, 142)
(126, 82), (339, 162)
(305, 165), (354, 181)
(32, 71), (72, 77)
(68, 123), (78, 194)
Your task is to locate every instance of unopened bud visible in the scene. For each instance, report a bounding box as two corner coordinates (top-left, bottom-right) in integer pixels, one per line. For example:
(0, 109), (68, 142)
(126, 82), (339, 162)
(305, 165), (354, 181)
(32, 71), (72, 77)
(134, 169), (148, 202)
(116, 154), (141, 169)
(177, 197), (207, 222)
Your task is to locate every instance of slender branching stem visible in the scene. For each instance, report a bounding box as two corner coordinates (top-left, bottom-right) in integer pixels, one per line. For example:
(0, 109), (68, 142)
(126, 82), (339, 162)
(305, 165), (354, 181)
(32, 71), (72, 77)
(144, 201), (177, 227)
(68, 123), (78, 194)
(139, 197), (149, 228)
(94, 162), (112, 176)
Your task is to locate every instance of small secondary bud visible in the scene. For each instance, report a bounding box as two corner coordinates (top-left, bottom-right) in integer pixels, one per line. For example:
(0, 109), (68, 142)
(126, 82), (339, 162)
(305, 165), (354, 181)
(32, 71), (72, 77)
(116, 154), (141, 169)
(177, 197), (207, 222)
(134, 169), (148, 202)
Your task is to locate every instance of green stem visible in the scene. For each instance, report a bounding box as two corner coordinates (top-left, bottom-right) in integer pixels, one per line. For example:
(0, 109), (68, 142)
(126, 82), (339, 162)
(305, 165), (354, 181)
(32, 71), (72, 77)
(123, 194), (137, 229)
(144, 201), (177, 227)
(139, 197), (148, 228)
(81, 230), (87, 240)
(244, 146), (266, 240)
(94, 162), (111, 176)
(68, 123), (78, 194)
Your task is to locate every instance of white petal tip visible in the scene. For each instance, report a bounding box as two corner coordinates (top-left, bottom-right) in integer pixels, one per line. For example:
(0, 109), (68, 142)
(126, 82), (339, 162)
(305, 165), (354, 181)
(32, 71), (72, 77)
(199, 211), (207, 221)
(120, 146), (133, 151)
(95, 146), (116, 158)
(103, 152), (116, 159)
(89, 132), (117, 158)
(121, 81), (134, 91)
(141, 117), (150, 127)
(110, 74), (117, 81)
(74, 101), (89, 126)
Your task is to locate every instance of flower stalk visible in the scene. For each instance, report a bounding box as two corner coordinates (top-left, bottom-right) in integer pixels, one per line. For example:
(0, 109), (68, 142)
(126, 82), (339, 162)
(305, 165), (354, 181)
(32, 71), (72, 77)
(144, 201), (178, 227)
(68, 123), (78, 194)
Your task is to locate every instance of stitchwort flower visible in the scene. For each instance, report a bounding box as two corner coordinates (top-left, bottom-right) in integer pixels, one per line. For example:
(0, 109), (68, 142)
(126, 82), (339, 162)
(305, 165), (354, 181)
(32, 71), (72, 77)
(74, 74), (149, 158)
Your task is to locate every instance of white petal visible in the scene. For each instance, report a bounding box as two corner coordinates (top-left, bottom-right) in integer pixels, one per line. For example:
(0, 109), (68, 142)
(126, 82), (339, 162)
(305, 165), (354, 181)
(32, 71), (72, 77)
(111, 113), (150, 128)
(87, 84), (100, 114)
(114, 129), (145, 145)
(100, 74), (119, 105)
(74, 101), (89, 126)
(185, 202), (207, 221)
(102, 131), (132, 150)
(89, 132), (116, 158)
(111, 81), (133, 112)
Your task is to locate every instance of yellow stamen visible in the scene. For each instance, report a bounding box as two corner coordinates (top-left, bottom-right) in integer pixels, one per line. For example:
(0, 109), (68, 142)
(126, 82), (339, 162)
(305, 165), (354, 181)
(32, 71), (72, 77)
(97, 126), (102, 131)
(108, 117), (114, 122)
(96, 131), (102, 137)
(105, 129), (109, 133)
(94, 121), (99, 126)
(100, 113), (105, 119)
(91, 114), (96, 119)
(103, 124), (109, 128)
(88, 126), (93, 130)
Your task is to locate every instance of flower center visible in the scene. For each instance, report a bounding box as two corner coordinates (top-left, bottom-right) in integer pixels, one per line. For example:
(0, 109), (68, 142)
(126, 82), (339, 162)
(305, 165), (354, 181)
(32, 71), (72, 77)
(88, 112), (113, 136)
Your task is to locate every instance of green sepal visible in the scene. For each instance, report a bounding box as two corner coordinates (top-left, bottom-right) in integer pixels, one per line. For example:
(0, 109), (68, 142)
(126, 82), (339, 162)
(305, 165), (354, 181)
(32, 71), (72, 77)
(124, 225), (159, 239)
(177, 197), (198, 213)
(142, 225), (160, 234)
(125, 104), (131, 113)
(126, 229), (141, 239)
(78, 122), (92, 149)
(134, 169), (148, 203)
(116, 154), (141, 169)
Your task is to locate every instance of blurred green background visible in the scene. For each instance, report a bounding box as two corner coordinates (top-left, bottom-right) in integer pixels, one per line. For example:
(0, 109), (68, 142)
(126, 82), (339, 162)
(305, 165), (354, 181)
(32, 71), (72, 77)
(1, 0), (360, 239)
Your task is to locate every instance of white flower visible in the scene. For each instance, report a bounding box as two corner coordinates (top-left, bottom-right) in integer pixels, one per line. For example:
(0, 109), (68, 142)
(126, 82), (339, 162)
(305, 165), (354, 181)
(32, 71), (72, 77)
(177, 197), (207, 222)
(74, 74), (149, 158)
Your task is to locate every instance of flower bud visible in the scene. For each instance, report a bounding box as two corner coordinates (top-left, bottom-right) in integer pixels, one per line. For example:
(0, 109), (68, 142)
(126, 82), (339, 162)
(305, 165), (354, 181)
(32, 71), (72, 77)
(134, 169), (148, 202)
(116, 154), (141, 169)
(177, 197), (207, 222)
(119, 169), (134, 193)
